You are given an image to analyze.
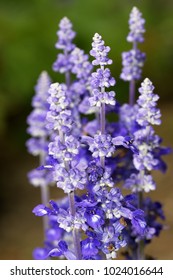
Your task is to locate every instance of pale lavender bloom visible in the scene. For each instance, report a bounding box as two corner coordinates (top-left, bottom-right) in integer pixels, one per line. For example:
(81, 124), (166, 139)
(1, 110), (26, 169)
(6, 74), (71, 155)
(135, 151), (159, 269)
(92, 167), (114, 192)
(70, 47), (93, 79)
(119, 103), (139, 133)
(55, 17), (76, 51)
(120, 49), (145, 81)
(132, 127), (161, 172)
(48, 135), (80, 162)
(133, 143), (159, 171)
(134, 126), (160, 147)
(83, 120), (99, 136)
(27, 109), (48, 138)
(79, 96), (98, 114)
(26, 71), (51, 155)
(124, 173), (156, 192)
(87, 133), (116, 158)
(53, 17), (76, 72)
(28, 169), (52, 187)
(127, 7), (145, 43)
(27, 71), (51, 139)
(46, 83), (73, 132)
(53, 53), (73, 74)
(137, 78), (161, 126)
(57, 209), (87, 232)
(57, 209), (74, 232)
(32, 71), (51, 109)
(47, 83), (70, 113)
(89, 33), (116, 112)
(82, 134), (137, 158)
(53, 165), (87, 193)
(26, 138), (47, 156)
(91, 68), (115, 88)
(89, 89), (115, 107)
(90, 33), (112, 66)
(46, 109), (73, 133)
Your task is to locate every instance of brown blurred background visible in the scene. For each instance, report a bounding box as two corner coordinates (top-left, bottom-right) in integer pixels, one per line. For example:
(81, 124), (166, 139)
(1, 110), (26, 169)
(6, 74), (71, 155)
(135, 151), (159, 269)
(0, 0), (173, 259)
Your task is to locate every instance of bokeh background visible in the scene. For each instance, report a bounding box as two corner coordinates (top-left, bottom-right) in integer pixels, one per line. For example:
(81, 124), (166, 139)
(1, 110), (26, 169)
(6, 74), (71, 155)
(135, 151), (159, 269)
(0, 0), (172, 259)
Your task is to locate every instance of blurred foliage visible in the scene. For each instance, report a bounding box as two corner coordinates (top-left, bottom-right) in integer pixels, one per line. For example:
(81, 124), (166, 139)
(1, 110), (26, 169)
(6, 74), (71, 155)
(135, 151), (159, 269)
(0, 0), (173, 142)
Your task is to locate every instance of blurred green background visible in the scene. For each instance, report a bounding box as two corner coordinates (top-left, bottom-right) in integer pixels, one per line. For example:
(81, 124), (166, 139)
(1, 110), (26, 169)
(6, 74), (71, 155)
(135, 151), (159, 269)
(1, 0), (173, 141)
(0, 0), (173, 259)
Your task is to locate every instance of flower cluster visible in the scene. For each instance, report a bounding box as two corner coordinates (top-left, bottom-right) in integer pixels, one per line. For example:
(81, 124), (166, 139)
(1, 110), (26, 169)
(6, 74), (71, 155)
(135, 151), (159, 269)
(27, 7), (170, 261)
(26, 71), (51, 157)
(127, 7), (145, 43)
(137, 78), (161, 126)
(120, 7), (146, 85)
(89, 33), (116, 113)
(120, 49), (146, 81)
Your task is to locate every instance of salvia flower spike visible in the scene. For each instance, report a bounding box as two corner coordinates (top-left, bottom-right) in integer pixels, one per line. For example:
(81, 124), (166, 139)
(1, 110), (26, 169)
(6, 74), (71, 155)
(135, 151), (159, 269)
(27, 7), (170, 260)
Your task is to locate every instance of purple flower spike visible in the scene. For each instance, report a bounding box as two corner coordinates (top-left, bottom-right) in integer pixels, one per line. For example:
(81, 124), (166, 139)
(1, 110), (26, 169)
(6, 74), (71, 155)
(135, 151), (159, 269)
(48, 135), (80, 162)
(120, 49), (146, 81)
(53, 17), (76, 73)
(127, 7), (145, 43)
(124, 173), (156, 193)
(70, 47), (93, 79)
(32, 71), (51, 109)
(90, 33), (112, 66)
(91, 68), (115, 88)
(89, 89), (116, 108)
(89, 133), (115, 158)
(26, 71), (51, 155)
(27, 13), (169, 261)
(46, 83), (73, 132)
(47, 83), (70, 113)
(55, 17), (76, 51)
(54, 165), (87, 193)
(137, 78), (161, 126)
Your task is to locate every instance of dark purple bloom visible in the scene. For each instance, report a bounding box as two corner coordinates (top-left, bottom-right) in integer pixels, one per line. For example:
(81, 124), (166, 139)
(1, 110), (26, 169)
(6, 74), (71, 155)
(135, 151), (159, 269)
(87, 160), (104, 182)
(85, 208), (105, 229)
(131, 209), (146, 235)
(46, 226), (64, 242)
(32, 204), (51, 216)
(81, 237), (101, 257)
(33, 247), (49, 260)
